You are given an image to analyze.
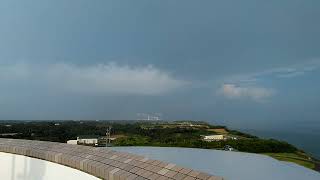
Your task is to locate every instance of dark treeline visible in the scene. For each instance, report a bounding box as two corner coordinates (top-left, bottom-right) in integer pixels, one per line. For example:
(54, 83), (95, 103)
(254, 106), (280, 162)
(0, 120), (297, 153)
(0, 121), (120, 142)
(113, 127), (297, 153)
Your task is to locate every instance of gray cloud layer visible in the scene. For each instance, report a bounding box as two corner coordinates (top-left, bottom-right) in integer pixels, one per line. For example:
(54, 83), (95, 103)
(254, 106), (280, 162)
(0, 0), (319, 131)
(0, 63), (186, 95)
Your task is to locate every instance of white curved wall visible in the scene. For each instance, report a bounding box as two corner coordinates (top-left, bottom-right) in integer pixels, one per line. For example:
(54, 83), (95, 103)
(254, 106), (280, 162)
(0, 152), (100, 180)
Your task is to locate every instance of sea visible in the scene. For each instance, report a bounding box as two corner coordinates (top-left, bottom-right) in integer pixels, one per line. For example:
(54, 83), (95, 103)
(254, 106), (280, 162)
(243, 129), (320, 159)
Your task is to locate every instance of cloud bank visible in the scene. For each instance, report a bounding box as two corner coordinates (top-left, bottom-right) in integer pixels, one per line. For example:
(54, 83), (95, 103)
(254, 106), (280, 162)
(227, 59), (320, 83)
(217, 59), (320, 102)
(219, 84), (274, 102)
(0, 63), (186, 95)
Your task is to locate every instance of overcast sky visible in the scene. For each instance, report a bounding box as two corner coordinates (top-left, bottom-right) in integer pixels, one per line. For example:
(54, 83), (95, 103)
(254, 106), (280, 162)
(0, 0), (319, 131)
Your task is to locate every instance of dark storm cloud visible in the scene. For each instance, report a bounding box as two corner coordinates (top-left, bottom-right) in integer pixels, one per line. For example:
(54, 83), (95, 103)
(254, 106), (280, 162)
(0, 0), (319, 131)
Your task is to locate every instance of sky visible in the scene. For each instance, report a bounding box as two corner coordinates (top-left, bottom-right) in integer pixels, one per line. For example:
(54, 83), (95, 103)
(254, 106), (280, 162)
(0, 0), (320, 131)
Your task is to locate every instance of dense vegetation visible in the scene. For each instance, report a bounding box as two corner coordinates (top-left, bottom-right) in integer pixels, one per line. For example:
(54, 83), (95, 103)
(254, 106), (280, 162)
(114, 136), (297, 153)
(0, 120), (296, 153)
(113, 127), (296, 153)
(2, 120), (318, 171)
(0, 120), (134, 142)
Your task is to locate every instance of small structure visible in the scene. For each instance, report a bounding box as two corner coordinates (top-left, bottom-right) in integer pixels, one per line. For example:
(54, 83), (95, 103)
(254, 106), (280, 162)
(66, 140), (78, 145)
(77, 135), (99, 146)
(224, 145), (235, 151)
(0, 133), (21, 136)
(67, 130), (117, 147)
(203, 135), (225, 141)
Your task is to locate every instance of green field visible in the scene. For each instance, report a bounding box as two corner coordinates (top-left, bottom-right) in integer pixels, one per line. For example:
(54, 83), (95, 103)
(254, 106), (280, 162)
(264, 153), (316, 169)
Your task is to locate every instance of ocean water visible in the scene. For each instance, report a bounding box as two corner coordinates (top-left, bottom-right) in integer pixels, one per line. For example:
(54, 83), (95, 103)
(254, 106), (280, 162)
(243, 129), (320, 159)
(111, 146), (320, 180)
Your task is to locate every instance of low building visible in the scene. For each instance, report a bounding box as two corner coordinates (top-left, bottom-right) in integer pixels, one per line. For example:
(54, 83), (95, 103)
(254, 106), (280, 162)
(67, 140), (78, 145)
(77, 135), (99, 145)
(230, 137), (238, 140)
(203, 135), (225, 141)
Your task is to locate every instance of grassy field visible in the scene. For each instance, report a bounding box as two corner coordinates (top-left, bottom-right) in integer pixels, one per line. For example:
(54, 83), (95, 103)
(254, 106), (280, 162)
(208, 128), (229, 134)
(264, 152), (316, 169)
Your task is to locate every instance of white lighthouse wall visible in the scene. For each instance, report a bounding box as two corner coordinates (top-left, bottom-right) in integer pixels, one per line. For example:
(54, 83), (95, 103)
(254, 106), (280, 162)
(0, 152), (100, 180)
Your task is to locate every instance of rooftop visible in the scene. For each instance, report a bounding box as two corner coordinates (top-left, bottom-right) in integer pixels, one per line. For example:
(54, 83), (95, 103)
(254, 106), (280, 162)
(0, 138), (223, 180)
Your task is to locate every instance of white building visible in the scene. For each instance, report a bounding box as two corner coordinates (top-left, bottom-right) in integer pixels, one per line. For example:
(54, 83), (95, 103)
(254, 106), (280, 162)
(203, 135), (225, 141)
(67, 140), (78, 145)
(77, 136), (99, 145)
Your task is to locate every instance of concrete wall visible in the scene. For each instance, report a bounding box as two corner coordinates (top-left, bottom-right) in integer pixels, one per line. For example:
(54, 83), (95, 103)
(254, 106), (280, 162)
(0, 152), (99, 180)
(0, 138), (223, 180)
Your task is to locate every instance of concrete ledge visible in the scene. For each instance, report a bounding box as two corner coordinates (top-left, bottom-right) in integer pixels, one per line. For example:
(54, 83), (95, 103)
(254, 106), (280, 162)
(0, 138), (223, 180)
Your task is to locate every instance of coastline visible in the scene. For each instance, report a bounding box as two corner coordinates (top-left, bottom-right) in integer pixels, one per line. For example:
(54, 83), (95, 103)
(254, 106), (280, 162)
(242, 129), (320, 159)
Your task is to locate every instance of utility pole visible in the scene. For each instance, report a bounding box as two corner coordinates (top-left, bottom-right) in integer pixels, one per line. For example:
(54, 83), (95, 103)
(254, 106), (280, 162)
(106, 126), (112, 147)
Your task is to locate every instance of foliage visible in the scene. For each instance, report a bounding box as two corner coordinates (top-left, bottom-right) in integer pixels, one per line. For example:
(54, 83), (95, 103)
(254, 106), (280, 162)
(0, 120), (297, 153)
(264, 153), (316, 169)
